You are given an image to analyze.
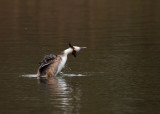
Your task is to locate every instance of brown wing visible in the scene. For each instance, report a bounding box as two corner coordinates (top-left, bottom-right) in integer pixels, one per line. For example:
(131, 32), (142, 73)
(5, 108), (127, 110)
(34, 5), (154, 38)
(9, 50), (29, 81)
(38, 54), (57, 76)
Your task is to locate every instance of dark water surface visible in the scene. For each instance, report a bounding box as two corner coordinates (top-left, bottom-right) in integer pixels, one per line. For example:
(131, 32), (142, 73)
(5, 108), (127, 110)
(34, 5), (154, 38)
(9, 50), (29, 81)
(0, 0), (160, 114)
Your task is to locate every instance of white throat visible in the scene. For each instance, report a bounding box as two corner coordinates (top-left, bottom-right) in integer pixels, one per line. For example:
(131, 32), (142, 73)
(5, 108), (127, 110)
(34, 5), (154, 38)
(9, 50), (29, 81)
(63, 48), (73, 55)
(57, 48), (73, 75)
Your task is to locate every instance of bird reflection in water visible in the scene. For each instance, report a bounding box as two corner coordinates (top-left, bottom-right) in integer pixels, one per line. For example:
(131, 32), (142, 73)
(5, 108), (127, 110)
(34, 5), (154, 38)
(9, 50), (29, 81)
(38, 76), (82, 113)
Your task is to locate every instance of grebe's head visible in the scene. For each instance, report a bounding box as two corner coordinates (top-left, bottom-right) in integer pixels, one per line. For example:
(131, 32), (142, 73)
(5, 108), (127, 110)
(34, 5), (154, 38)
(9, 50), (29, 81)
(69, 43), (87, 57)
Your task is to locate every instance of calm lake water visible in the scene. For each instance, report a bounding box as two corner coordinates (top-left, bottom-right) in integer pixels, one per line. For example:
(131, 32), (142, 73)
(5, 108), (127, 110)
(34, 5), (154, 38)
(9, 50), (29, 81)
(0, 0), (160, 114)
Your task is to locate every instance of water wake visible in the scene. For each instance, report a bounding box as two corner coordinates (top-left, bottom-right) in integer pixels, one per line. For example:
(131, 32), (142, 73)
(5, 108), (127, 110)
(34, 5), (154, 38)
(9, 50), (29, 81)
(61, 73), (86, 77)
(21, 74), (37, 78)
(21, 73), (86, 78)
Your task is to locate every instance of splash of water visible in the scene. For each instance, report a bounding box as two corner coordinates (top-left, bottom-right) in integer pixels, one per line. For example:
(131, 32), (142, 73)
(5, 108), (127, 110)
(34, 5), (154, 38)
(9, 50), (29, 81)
(21, 74), (37, 78)
(21, 73), (86, 78)
(60, 73), (86, 77)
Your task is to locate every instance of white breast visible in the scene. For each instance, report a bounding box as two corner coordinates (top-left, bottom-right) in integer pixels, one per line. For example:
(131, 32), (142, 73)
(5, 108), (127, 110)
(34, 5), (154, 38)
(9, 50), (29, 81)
(56, 55), (67, 75)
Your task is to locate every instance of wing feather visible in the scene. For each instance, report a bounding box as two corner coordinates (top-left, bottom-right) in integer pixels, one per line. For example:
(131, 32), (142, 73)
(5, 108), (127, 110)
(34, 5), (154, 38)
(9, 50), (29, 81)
(38, 54), (57, 74)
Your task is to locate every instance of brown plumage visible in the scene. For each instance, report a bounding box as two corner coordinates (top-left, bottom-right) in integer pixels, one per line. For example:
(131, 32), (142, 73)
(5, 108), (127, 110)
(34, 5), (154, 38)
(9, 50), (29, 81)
(37, 43), (87, 79)
(37, 54), (62, 79)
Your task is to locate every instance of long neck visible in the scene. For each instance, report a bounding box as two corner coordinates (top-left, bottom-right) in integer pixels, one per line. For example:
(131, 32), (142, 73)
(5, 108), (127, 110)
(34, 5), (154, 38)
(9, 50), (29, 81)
(63, 48), (73, 55)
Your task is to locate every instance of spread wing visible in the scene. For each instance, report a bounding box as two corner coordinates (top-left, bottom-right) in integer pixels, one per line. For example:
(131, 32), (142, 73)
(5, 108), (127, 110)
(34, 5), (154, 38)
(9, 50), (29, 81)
(38, 54), (57, 74)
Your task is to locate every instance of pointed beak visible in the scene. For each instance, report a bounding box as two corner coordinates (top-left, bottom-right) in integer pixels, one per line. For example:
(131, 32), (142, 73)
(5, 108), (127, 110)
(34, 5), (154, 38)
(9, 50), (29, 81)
(80, 47), (87, 49)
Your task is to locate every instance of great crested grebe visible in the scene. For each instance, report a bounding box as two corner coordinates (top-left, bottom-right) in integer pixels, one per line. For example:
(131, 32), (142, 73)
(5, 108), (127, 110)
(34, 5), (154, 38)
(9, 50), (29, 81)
(37, 43), (86, 79)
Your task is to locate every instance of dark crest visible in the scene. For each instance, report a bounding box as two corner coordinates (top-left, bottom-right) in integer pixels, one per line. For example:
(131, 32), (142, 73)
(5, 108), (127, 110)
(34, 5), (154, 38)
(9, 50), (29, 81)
(69, 43), (74, 49)
(69, 43), (77, 57)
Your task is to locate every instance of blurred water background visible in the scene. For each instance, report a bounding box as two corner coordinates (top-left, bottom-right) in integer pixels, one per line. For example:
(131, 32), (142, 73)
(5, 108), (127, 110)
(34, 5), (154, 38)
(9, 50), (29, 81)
(0, 0), (160, 114)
